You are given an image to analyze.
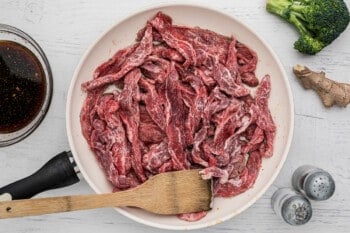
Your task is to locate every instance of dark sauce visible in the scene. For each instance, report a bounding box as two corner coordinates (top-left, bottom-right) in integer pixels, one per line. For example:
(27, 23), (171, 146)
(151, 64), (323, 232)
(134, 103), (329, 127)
(0, 41), (46, 133)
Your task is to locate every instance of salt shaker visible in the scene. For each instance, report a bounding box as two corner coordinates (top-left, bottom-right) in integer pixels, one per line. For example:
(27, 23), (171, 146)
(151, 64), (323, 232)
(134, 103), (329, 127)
(271, 188), (312, 225)
(292, 165), (335, 201)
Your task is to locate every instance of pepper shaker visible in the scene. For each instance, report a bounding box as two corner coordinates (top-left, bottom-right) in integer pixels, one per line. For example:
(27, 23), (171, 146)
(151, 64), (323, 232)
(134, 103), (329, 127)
(271, 188), (312, 225)
(292, 165), (335, 201)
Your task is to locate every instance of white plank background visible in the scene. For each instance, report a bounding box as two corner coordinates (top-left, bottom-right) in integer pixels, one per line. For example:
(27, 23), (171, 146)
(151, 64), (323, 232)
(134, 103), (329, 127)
(0, 0), (350, 232)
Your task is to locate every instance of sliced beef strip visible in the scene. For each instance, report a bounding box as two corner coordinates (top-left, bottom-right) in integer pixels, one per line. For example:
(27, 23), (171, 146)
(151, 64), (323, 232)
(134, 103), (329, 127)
(142, 141), (171, 173)
(82, 25), (153, 91)
(177, 211), (207, 222)
(164, 63), (190, 170)
(118, 69), (146, 182)
(149, 12), (197, 68)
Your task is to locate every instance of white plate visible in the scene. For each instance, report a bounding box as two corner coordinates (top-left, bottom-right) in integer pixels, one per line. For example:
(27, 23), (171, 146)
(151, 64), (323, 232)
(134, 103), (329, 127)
(66, 3), (294, 230)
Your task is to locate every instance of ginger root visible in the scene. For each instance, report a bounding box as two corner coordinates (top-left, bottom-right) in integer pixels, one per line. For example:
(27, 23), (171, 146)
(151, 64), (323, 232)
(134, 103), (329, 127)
(293, 64), (350, 107)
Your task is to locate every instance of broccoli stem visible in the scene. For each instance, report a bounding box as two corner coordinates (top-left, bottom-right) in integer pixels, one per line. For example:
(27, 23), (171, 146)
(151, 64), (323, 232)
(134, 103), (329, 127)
(267, 0), (311, 35)
(266, 0), (293, 20)
(289, 4), (307, 15)
(289, 13), (310, 35)
(288, 9), (306, 21)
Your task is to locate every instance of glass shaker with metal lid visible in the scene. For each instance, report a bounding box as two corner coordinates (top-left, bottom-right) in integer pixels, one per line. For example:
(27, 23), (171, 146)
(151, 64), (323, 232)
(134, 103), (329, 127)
(271, 188), (312, 225)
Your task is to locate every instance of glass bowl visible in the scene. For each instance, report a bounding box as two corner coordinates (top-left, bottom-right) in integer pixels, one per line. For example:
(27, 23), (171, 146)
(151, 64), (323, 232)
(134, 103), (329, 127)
(0, 24), (53, 147)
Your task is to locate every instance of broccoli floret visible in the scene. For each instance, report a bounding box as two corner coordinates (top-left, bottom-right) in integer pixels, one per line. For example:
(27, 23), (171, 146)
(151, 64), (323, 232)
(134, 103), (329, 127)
(266, 0), (350, 54)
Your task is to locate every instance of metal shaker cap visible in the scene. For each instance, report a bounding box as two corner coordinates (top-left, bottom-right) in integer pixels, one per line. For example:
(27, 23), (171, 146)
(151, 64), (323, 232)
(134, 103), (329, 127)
(281, 196), (312, 225)
(303, 171), (335, 201)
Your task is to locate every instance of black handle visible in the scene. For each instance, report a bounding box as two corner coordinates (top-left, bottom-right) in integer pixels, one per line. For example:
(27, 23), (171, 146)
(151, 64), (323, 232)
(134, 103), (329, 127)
(0, 151), (80, 200)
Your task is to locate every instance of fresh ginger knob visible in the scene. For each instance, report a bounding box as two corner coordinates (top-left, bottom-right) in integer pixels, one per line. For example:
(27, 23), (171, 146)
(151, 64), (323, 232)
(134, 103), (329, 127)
(293, 65), (350, 108)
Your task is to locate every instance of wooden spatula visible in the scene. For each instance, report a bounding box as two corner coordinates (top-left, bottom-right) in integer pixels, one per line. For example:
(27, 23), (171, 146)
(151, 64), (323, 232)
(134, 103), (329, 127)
(0, 169), (212, 219)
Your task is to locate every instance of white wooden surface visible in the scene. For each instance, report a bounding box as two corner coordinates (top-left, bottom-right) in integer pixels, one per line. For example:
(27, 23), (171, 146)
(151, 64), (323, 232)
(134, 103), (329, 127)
(0, 0), (349, 232)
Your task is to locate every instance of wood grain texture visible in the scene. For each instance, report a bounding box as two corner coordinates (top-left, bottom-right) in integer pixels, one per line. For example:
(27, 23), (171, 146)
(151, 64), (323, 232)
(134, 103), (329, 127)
(0, 170), (211, 218)
(0, 0), (349, 232)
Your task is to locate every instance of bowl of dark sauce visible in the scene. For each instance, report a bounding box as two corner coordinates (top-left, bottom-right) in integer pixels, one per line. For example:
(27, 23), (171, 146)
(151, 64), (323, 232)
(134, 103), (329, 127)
(0, 24), (52, 146)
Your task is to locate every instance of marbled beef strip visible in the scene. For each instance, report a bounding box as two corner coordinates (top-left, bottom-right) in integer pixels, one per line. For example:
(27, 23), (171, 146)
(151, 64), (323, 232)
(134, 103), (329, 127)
(118, 69), (146, 182)
(164, 63), (190, 170)
(82, 25), (153, 91)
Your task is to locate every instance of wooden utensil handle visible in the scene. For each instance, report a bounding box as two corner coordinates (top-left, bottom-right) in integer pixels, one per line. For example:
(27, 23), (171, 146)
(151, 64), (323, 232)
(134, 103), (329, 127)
(0, 191), (138, 219)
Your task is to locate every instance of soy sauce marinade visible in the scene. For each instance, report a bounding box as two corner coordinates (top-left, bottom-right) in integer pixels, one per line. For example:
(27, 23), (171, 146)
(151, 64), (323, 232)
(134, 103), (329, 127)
(0, 41), (46, 133)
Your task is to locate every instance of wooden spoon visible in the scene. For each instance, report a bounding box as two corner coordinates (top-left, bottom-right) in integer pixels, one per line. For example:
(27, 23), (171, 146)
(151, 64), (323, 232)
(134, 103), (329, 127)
(0, 169), (212, 219)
